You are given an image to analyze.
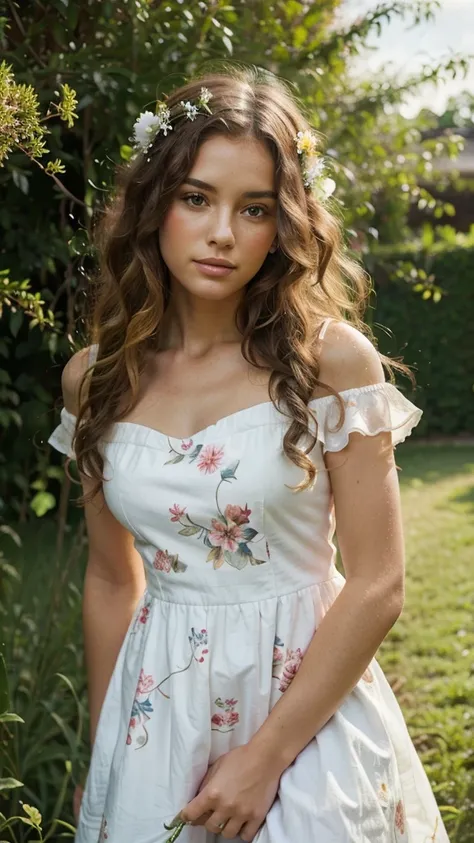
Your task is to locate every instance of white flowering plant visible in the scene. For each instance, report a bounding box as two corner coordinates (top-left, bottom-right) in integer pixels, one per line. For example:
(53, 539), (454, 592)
(131, 87), (213, 153)
(295, 130), (336, 201)
(131, 93), (335, 202)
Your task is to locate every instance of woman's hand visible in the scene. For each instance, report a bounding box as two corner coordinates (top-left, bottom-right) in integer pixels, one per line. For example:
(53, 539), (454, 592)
(180, 743), (281, 841)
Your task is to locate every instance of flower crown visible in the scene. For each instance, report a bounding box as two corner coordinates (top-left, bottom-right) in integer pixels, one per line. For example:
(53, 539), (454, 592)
(131, 87), (335, 202)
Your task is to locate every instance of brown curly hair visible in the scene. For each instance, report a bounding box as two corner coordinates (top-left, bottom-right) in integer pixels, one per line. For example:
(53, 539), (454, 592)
(71, 65), (412, 503)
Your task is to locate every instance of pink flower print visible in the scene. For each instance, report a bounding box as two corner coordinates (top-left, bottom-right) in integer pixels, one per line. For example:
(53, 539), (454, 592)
(153, 549), (172, 572)
(395, 800), (406, 835)
(189, 627), (209, 662)
(136, 669), (155, 695)
(209, 517), (243, 552)
(211, 697), (240, 732)
(181, 438), (193, 451)
(375, 774), (390, 806)
(279, 648), (304, 693)
(273, 645), (284, 668)
(139, 606), (150, 624)
(224, 503), (251, 526)
(169, 503), (187, 522)
(99, 817), (108, 841)
(197, 444), (224, 474)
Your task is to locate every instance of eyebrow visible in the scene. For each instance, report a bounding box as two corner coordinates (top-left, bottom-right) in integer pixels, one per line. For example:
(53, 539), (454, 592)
(183, 177), (277, 200)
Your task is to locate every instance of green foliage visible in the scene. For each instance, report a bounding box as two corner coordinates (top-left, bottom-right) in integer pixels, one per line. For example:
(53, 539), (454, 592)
(0, 60), (78, 172)
(0, 520), (87, 840)
(371, 236), (474, 437)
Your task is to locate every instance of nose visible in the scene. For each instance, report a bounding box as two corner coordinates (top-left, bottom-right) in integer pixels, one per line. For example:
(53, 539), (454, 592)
(207, 208), (236, 249)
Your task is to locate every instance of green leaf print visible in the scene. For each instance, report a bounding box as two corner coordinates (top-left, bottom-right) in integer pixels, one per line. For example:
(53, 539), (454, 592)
(188, 444), (203, 462)
(226, 548), (249, 570)
(241, 527), (258, 541)
(178, 526), (200, 536)
(220, 460), (240, 481)
(206, 546), (225, 568)
(164, 454), (185, 465)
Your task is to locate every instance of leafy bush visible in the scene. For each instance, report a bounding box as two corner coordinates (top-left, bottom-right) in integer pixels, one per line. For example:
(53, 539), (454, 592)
(371, 235), (474, 437)
(0, 520), (88, 840)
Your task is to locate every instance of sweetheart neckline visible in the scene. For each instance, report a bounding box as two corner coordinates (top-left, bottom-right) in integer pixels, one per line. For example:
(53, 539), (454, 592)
(61, 381), (389, 444)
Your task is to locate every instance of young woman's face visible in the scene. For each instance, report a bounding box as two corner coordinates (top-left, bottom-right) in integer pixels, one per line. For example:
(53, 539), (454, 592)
(158, 135), (279, 301)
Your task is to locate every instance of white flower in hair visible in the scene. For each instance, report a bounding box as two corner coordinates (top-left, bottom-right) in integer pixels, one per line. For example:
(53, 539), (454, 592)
(302, 155), (324, 188)
(294, 129), (335, 200)
(132, 105), (173, 150)
(295, 130), (318, 157)
(180, 101), (199, 121)
(313, 176), (336, 201)
(131, 88), (213, 153)
(199, 87), (213, 106)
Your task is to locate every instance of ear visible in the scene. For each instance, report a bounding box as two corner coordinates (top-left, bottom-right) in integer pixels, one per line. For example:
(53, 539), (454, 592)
(269, 240), (278, 254)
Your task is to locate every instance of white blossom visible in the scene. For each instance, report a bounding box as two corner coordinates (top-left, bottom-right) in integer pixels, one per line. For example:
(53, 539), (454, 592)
(180, 101), (199, 121)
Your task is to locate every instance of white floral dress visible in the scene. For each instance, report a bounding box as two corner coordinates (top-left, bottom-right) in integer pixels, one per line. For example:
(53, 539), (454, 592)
(48, 326), (449, 843)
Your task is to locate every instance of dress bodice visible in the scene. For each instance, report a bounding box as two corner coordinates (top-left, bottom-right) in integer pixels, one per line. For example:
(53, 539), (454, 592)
(48, 379), (422, 606)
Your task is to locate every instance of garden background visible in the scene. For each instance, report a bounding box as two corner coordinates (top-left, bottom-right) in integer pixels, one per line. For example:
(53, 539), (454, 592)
(0, 0), (473, 840)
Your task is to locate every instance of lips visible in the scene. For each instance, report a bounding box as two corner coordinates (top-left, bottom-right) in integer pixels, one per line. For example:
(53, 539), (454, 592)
(193, 260), (235, 277)
(195, 259), (236, 268)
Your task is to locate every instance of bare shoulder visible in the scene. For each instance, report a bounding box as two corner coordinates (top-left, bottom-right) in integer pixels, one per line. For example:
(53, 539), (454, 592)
(61, 346), (95, 415)
(317, 320), (385, 394)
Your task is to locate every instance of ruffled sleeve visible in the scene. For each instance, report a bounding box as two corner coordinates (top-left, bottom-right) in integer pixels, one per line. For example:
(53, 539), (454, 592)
(312, 382), (423, 453)
(47, 407), (78, 459)
(48, 344), (99, 460)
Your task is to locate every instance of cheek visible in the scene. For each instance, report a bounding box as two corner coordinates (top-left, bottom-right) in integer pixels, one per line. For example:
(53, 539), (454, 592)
(244, 225), (275, 257)
(160, 204), (193, 242)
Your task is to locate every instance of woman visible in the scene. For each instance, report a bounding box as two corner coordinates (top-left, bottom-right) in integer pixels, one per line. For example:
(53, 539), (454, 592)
(49, 67), (448, 842)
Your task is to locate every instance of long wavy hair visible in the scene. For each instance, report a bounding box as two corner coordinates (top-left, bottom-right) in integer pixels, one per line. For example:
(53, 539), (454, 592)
(71, 65), (413, 503)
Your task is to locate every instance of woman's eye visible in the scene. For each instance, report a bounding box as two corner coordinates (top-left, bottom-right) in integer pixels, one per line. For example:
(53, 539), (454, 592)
(245, 205), (266, 218)
(183, 193), (206, 207)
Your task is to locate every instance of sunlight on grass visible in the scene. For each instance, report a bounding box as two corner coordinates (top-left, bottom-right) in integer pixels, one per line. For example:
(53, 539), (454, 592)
(380, 445), (474, 842)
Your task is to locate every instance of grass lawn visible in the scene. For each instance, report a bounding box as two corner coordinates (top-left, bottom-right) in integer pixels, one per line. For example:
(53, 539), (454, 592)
(4, 443), (473, 841)
(376, 444), (474, 842)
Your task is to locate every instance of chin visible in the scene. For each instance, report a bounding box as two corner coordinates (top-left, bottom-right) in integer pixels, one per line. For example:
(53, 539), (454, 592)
(172, 274), (248, 300)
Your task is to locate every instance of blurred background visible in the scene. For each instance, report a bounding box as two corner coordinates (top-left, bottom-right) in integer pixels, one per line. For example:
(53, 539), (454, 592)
(0, 1), (473, 840)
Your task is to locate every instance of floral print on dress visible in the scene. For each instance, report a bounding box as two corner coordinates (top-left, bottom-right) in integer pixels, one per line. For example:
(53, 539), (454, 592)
(375, 773), (390, 807)
(395, 800), (406, 837)
(197, 444), (225, 474)
(169, 459), (269, 569)
(211, 697), (240, 732)
(164, 438), (204, 466)
(130, 593), (153, 636)
(138, 605), (150, 624)
(165, 438), (225, 473)
(153, 546), (187, 574)
(272, 635), (304, 692)
(126, 628), (209, 749)
(99, 816), (108, 841)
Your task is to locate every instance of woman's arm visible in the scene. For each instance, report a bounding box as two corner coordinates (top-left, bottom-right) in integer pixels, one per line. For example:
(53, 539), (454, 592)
(250, 321), (406, 771)
(62, 351), (146, 745)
